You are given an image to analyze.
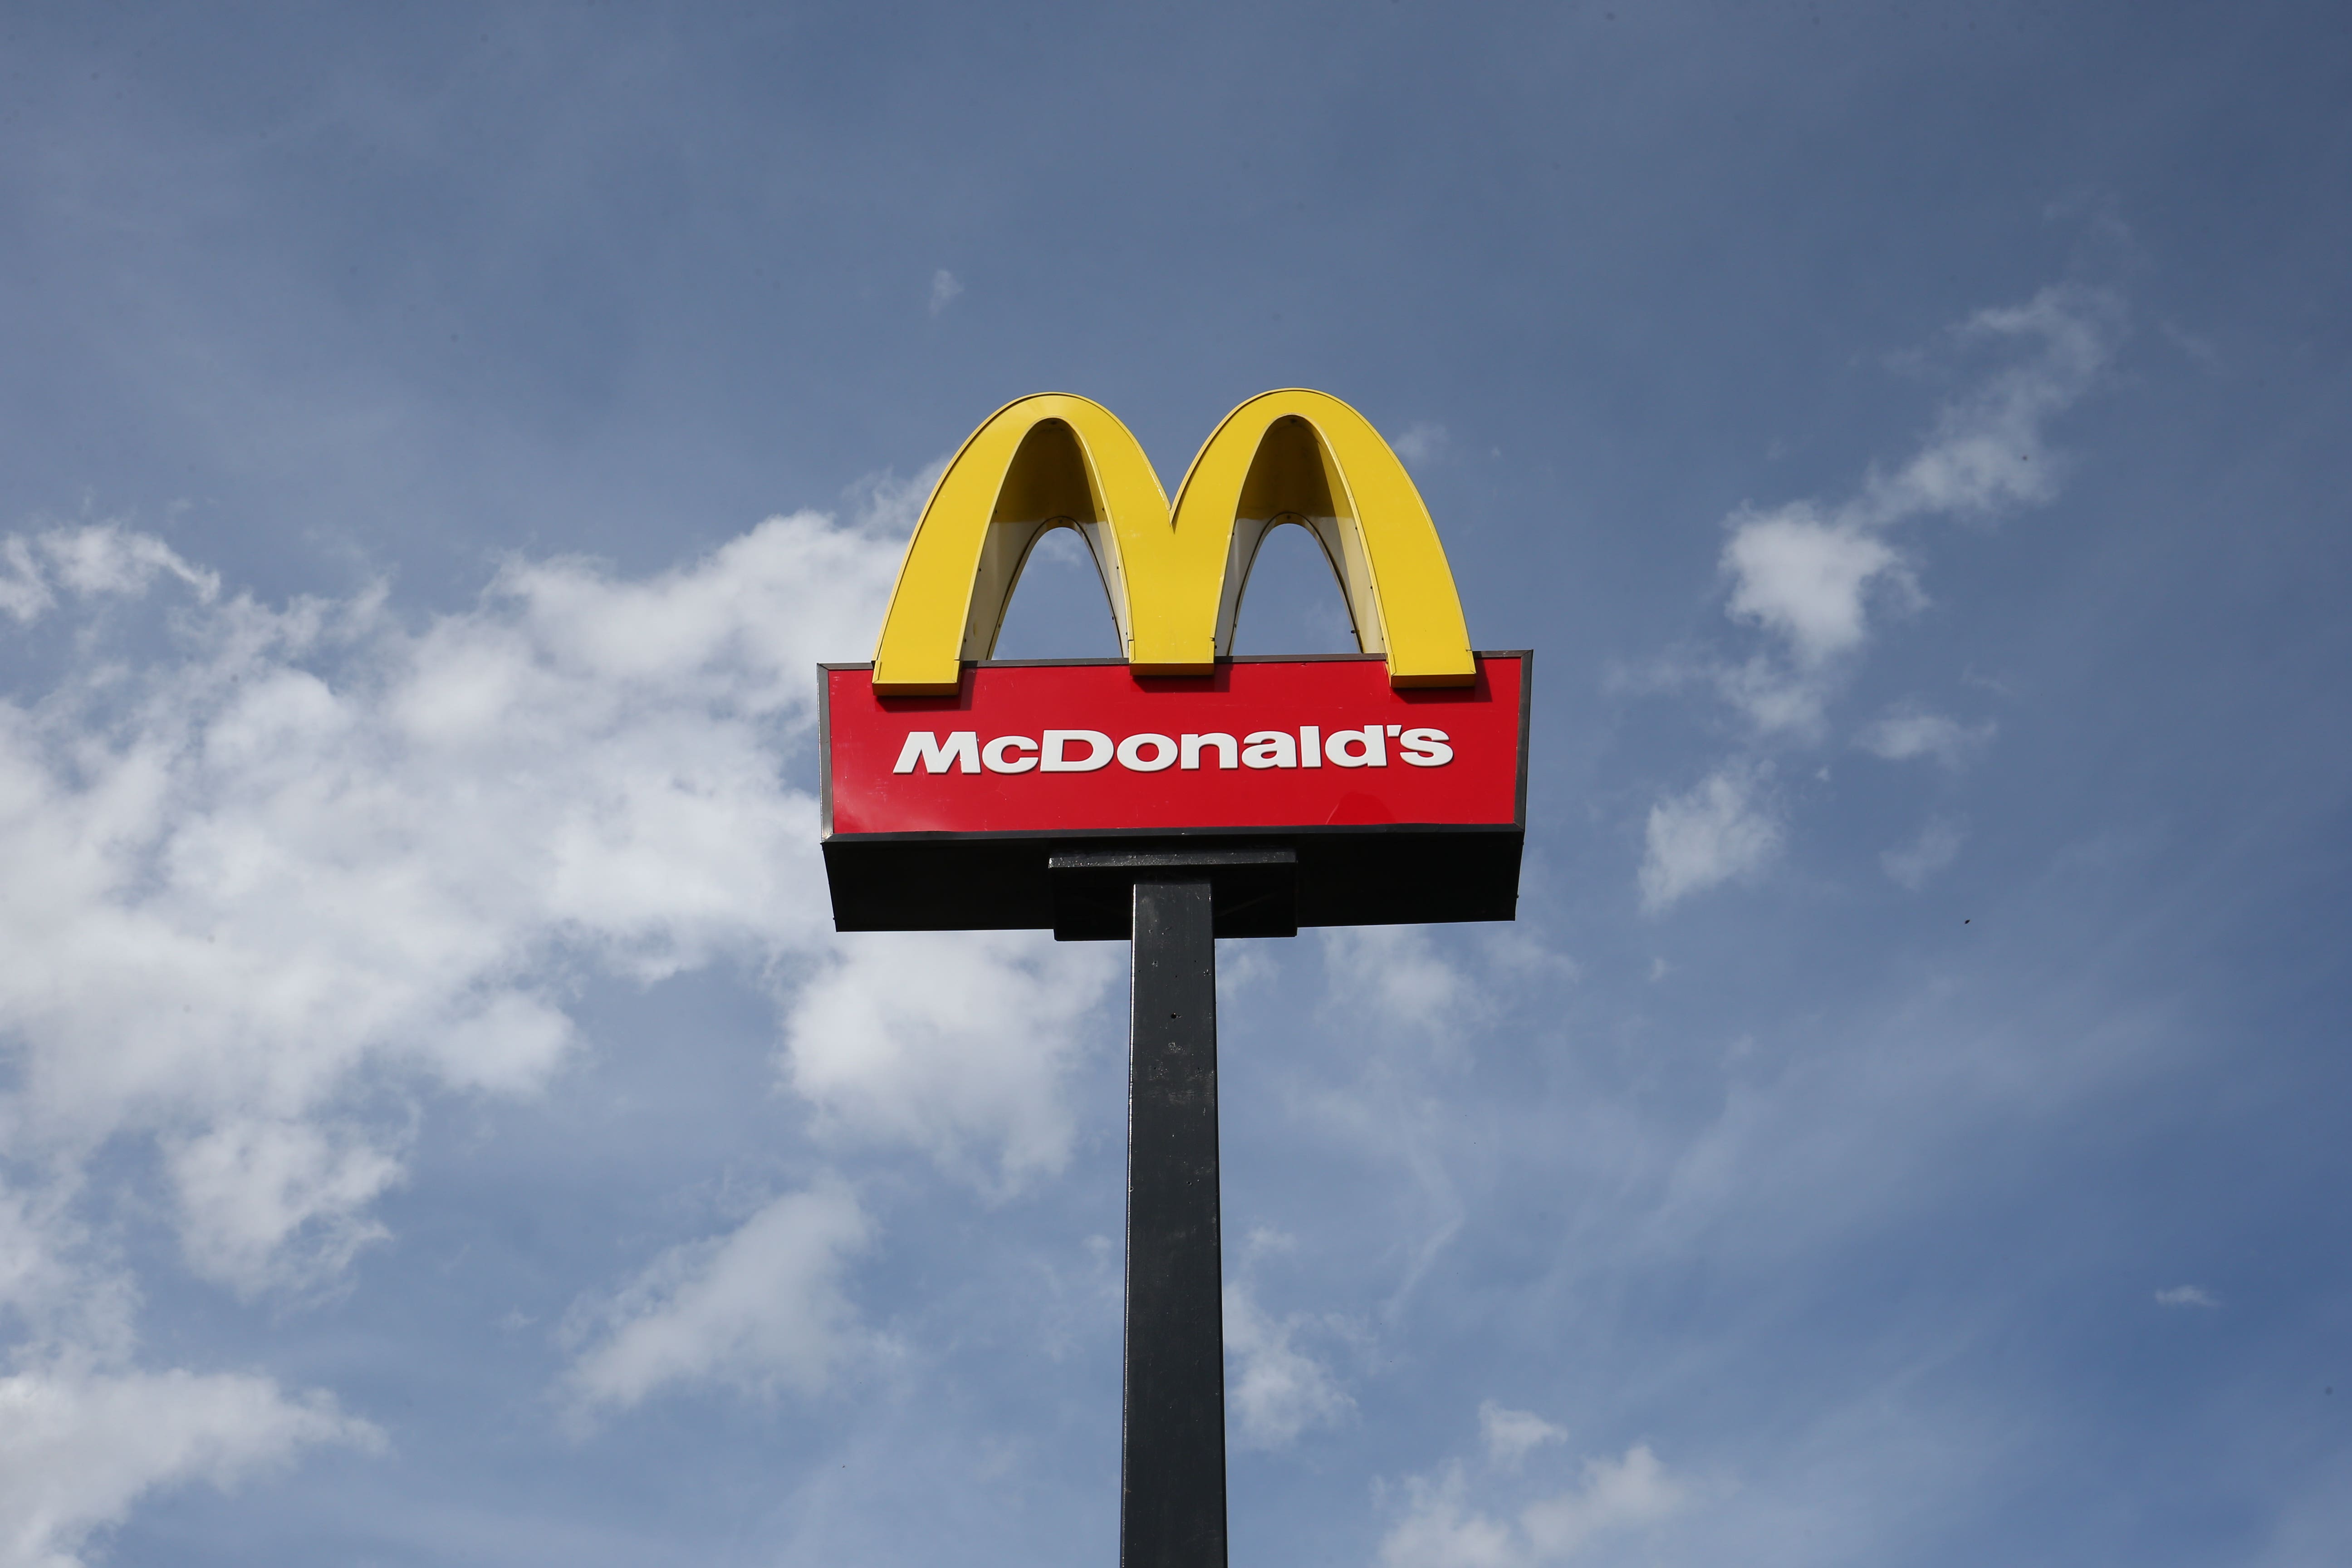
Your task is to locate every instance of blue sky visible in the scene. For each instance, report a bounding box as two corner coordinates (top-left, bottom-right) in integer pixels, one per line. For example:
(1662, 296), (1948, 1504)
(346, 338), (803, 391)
(1, 3), (2347, 1563)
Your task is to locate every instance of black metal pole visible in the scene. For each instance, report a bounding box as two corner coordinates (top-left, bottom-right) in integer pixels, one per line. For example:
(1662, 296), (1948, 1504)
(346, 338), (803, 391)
(1121, 876), (1227, 1568)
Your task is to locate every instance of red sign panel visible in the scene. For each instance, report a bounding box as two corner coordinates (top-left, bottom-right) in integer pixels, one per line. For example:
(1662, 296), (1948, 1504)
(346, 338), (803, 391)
(823, 654), (1527, 838)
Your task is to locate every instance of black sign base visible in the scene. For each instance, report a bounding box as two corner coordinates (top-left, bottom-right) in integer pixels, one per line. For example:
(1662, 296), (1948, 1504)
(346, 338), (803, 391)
(1052, 848), (1297, 941)
(826, 827), (1519, 936)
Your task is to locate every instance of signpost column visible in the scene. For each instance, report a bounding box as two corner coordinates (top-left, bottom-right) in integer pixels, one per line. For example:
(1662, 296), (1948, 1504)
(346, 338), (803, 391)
(1122, 877), (1227, 1568)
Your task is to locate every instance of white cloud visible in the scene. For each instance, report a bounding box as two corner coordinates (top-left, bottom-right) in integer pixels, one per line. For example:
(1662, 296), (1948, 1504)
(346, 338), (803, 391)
(1242, 1225), (1297, 1263)
(781, 931), (1119, 1193)
(1320, 925), (1475, 1039)
(0, 1184), (125, 1359)
(1699, 655), (1826, 736)
(1379, 1466), (1518, 1568)
(1518, 1446), (1686, 1560)
(2155, 1285), (2219, 1309)
(1857, 285), (2118, 525)
(0, 492), (1147, 1539)
(1378, 1432), (1688, 1568)
(1638, 765), (1781, 914)
(0, 521), (218, 623)
(1481, 928), (1582, 986)
(1857, 707), (1995, 766)
(1392, 422), (1450, 466)
(162, 1120), (404, 1295)
(1880, 817), (1965, 890)
(562, 1182), (872, 1416)
(1705, 285), (2119, 735)
(1480, 1401), (1567, 1470)
(1221, 1283), (1353, 1450)
(1638, 285), (2116, 909)
(1721, 502), (1913, 669)
(929, 269), (964, 315)
(0, 1359), (379, 1568)
(0, 510), (902, 1291)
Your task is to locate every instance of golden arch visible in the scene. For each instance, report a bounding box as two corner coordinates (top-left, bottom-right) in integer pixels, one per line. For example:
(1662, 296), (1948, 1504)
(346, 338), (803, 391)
(870, 389), (1475, 693)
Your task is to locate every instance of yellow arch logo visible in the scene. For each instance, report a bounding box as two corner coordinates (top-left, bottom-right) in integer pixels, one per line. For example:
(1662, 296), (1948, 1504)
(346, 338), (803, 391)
(871, 389), (1477, 694)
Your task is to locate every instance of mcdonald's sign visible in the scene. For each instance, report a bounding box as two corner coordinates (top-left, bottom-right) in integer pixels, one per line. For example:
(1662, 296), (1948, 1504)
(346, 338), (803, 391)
(820, 389), (1529, 937)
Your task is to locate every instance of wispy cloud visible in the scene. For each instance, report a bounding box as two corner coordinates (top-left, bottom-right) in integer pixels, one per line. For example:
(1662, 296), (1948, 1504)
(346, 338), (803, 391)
(928, 269), (964, 316)
(0, 486), (1128, 1546)
(1221, 1282), (1355, 1450)
(0, 1358), (380, 1568)
(1392, 422), (1450, 466)
(1480, 1401), (1568, 1470)
(1722, 503), (1915, 673)
(561, 1182), (874, 1421)
(1378, 1406), (1689, 1568)
(1710, 284), (2120, 736)
(0, 519), (219, 622)
(1320, 924), (1479, 1039)
(1881, 816), (1966, 890)
(0, 510), (900, 1294)
(2154, 1285), (2220, 1309)
(1858, 706), (1997, 767)
(782, 930), (1117, 1194)
(1636, 284), (2119, 912)
(1638, 764), (1781, 914)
